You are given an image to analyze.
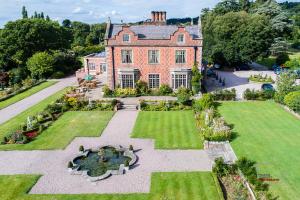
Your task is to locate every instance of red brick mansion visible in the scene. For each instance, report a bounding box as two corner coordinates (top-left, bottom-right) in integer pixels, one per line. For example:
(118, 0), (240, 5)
(77, 11), (203, 90)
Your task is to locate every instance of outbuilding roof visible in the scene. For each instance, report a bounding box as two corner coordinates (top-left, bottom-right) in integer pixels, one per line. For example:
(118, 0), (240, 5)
(107, 24), (202, 40)
(85, 51), (106, 58)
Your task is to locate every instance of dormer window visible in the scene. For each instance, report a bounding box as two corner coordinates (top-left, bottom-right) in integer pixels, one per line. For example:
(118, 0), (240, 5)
(177, 34), (185, 43)
(123, 34), (130, 42)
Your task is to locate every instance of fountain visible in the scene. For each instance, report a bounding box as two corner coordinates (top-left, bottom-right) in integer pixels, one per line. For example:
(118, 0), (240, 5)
(69, 145), (137, 182)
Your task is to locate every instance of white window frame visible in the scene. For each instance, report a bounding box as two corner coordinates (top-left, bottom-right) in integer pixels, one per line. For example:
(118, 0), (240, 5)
(177, 34), (185, 43)
(123, 34), (130, 42)
(171, 73), (188, 89)
(88, 63), (96, 71)
(148, 74), (160, 89)
(121, 50), (133, 64)
(121, 73), (134, 88)
(148, 50), (160, 64)
(175, 50), (186, 64)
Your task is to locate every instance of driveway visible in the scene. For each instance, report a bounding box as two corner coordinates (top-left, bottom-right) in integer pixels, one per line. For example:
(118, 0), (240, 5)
(206, 70), (277, 99)
(0, 76), (76, 124)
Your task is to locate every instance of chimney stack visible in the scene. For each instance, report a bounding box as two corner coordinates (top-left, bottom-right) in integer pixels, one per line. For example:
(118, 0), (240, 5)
(149, 11), (166, 25)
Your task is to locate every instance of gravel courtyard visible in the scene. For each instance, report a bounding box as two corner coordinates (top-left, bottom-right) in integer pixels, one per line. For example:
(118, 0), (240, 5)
(0, 110), (212, 194)
(206, 70), (277, 99)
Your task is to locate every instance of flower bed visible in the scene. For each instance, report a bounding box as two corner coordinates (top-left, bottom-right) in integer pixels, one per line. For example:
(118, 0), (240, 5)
(0, 79), (46, 102)
(249, 74), (274, 83)
(195, 108), (232, 141)
(1, 88), (117, 145)
(213, 157), (275, 200)
(139, 100), (192, 111)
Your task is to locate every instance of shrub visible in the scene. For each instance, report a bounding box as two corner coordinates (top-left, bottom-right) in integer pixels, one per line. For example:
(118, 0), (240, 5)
(79, 145), (84, 152)
(285, 58), (300, 70)
(21, 78), (35, 88)
(193, 93), (214, 112)
(102, 85), (112, 96)
(276, 52), (289, 65)
(115, 88), (137, 97)
(51, 71), (65, 79)
(159, 84), (173, 95)
(176, 87), (191, 105)
(243, 89), (274, 100)
(212, 89), (236, 101)
(67, 161), (73, 168)
(213, 157), (236, 177)
(284, 91), (300, 112)
(275, 71), (297, 103)
(135, 80), (149, 95)
(191, 63), (202, 94)
(111, 99), (118, 108)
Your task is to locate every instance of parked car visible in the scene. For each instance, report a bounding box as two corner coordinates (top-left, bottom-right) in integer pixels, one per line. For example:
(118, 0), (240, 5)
(235, 64), (251, 71)
(206, 68), (216, 78)
(261, 83), (274, 91)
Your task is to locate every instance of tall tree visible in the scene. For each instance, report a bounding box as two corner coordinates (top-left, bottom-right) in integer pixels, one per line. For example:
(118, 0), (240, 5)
(62, 19), (71, 28)
(22, 6), (28, 19)
(0, 19), (72, 71)
(26, 52), (54, 79)
(71, 21), (90, 47)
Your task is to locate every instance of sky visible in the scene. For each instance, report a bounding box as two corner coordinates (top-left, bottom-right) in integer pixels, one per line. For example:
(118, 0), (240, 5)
(0, 0), (299, 27)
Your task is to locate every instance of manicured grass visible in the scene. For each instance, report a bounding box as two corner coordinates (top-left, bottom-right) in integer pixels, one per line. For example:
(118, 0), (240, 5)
(0, 88), (68, 149)
(0, 172), (223, 200)
(132, 111), (202, 149)
(219, 101), (300, 199)
(0, 111), (113, 150)
(0, 81), (57, 109)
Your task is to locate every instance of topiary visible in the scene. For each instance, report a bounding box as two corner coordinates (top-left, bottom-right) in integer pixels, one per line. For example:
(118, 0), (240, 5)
(79, 145), (84, 152)
(67, 161), (73, 168)
(129, 145), (133, 151)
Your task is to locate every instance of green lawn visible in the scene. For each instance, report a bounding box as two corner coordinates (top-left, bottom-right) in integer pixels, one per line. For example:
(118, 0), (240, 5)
(219, 101), (300, 199)
(0, 81), (57, 109)
(0, 172), (223, 200)
(0, 111), (113, 150)
(0, 88), (68, 150)
(132, 111), (202, 149)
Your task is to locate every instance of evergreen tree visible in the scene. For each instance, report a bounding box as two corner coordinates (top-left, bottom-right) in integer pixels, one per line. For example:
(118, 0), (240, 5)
(34, 11), (38, 18)
(46, 15), (50, 21)
(41, 12), (44, 19)
(22, 6), (28, 19)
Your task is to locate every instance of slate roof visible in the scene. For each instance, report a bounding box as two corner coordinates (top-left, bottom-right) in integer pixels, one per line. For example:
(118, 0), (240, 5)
(108, 24), (202, 40)
(85, 51), (106, 58)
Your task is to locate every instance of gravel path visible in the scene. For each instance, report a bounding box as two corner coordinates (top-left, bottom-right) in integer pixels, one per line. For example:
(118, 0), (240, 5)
(0, 110), (212, 194)
(0, 76), (76, 124)
(206, 70), (277, 99)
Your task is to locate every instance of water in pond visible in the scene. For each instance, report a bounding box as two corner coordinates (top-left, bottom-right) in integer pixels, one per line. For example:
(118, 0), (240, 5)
(73, 146), (131, 177)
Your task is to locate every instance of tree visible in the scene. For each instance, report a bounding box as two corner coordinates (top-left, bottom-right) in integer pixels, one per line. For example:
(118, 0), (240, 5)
(62, 19), (71, 28)
(85, 23), (106, 46)
(71, 21), (90, 47)
(204, 11), (273, 67)
(26, 52), (54, 79)
(239, 0), (251, 12)
(22, 6), (28, 19)
(0, 18), (72, 71)
(269, 37), (289, 56)
(214, 0), (241, 15)
(275, 71), (297, 103)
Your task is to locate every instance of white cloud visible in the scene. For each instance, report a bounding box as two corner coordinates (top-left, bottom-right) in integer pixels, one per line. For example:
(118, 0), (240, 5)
(72, 7), (82, 14)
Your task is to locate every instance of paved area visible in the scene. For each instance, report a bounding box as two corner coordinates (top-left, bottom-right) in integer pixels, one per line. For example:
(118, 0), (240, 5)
(206, 70), (277, 99)
(0, 76), (76, 124)
(0, 110), (212, 194)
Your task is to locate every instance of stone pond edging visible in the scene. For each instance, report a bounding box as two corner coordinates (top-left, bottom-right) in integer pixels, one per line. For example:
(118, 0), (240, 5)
(68, 145), (137, 182)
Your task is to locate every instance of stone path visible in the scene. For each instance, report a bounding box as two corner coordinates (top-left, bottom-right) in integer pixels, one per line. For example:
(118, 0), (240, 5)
(0, 76), (76, 124)
(0, 110), (212, 194)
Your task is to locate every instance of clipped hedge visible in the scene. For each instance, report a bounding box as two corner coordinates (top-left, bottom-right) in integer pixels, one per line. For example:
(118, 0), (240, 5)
(212, 89), (236, 101)
(243, 89), (274, 100)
